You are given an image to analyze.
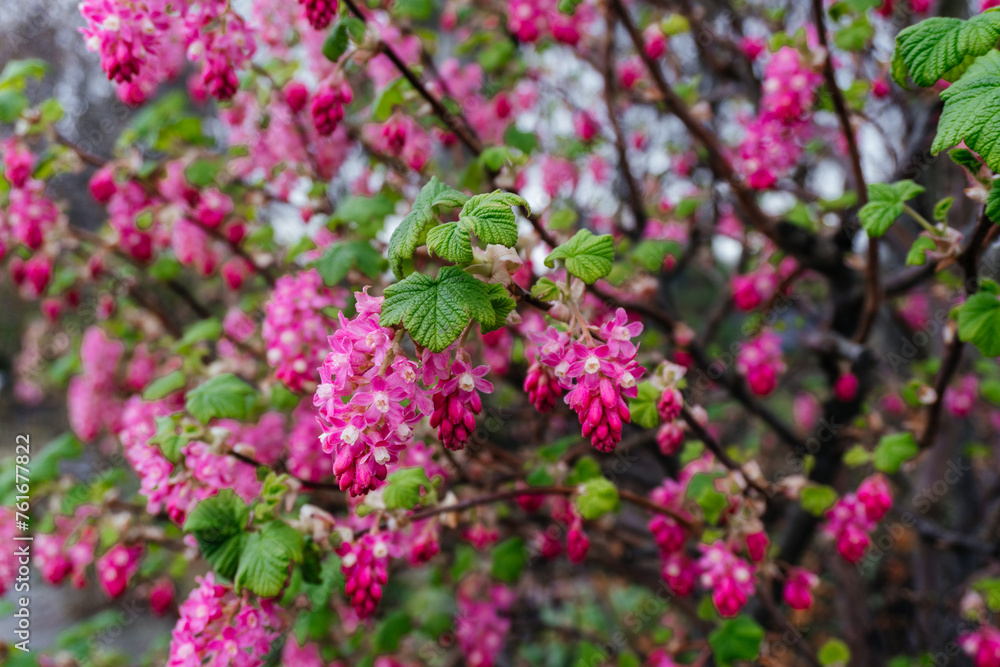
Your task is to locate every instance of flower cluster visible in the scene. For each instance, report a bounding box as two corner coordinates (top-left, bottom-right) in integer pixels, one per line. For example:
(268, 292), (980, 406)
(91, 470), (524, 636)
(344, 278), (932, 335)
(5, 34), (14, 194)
(697, 541), (757, 617)
(736, 46), (823, 189)
(314, 290), (425, 495)
(338, 532), (393, 619)
(506, 0), (596, 46)
(79, 0), (171, 84)
(96, 544), (144, 599)
(736, 329), (785, 397)
(822, 474), (892, 563)
(455, 579), (515, 667)
(961, 626), (1000, 667)
(263, 269), (343, 393)
(782, 567), (819, 611)
(528, 308), (645, 452)
(68, 326), (125, 442)
(168, 574), (281, 667)
(429, 356), (494, 451)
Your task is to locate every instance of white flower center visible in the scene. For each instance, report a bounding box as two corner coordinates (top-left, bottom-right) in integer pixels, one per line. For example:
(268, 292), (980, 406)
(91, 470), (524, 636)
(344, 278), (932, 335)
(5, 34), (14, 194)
(372, 445), (390, 464)
(458, 372), (476, 393)
(584, 355), (601, 374)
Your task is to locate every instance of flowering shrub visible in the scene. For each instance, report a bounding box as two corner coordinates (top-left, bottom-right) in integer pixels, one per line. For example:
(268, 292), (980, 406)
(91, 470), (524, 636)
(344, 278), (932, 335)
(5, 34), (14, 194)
(6, 0), (1000, 665)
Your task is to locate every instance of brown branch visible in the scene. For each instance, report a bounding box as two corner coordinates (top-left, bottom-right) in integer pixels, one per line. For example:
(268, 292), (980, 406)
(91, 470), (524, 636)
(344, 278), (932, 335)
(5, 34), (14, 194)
(680, 406), (772, 499)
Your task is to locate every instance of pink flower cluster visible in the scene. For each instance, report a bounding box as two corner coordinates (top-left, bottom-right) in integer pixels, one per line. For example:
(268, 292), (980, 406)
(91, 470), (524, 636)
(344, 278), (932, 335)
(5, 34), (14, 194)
(79, 0), (170, 84)
(527, 309), (645, 452)
(507, 0), (596, 46)
(97, 544), (144, 598)
(68, 326), (125, 442)
(312, 82), (354, 136)
(698, 541), (757, 617)
(731, 264), (779, 311)
(736, 329), (785, 397)
(945, 374), (978, 418)
(961, 626), (1000, 667)
(782, 567), (819, 611)
(822, 474), (892, 563)
(338, 532), (393, 619)
(455, 580), (515, 667)
(2, 141), (60, 297)
(429, 357), (494, 451)
(314, 290), (425, 496)
(184, 0), (257, 101)
(365, 115), (434, 172)
(298, 0), (338, 30)
(648, 480), (697, 597)
(168, 574), (281, 667)
(736, 47), (822, 189)
(263, 269), (343, 393)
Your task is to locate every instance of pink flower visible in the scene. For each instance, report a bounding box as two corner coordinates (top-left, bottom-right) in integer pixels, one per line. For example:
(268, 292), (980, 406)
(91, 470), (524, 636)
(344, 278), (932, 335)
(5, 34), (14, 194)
(298, 0), (338, 30)
(833, 372), (859, 402)
(960, 625), (1000, 667)
(339, 533), (393, 618)
(783, 568), (819, 611)
(97, 544), (143, 599)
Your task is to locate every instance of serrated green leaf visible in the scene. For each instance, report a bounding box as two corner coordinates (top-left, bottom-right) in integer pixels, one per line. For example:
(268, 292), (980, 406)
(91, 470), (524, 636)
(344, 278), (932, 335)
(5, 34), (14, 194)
(150, 415), (186, 462)
(544, 229), (615, 283)
(708, 616), (764, 663)
(459, 190), (526, 247)
(874, 432), (919, 473)
(950, 147), (983, 172)
(175, 318), (223, 352)
(801, 484), (838, 516)
(932, 51), (1000, 172)
(892, 10), (1000, 88)
(383, 467), (436, 510)
(957, 288), (1000, 357)
(859, 180), (925, 237)
(906, 236), (937, 266)
(387, 177), (470, 277)
(185, 373), (258, 424)
(575, 477), (619, 520)
(184, 490), (250, 579)
(530, 277), (561, 301)
(426, 220), (474, 264)
(933, 196), (955, 221)
(235, 521), (303, 598)
(481, 283), (516, 333)
(380, 266), (497, 351)
(142, 370), (186, 401)
(491, 537), (528, 582)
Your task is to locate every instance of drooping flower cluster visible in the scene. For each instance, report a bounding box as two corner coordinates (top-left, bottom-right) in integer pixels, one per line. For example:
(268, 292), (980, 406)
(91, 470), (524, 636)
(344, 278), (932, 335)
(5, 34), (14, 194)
(782, 567), (819, 611)
(314, 290), (426, 495)
(822, 474), (892, 563)
(298, 0), (338, 30)
(167, 574), (282, 667)
(455, 579), (515, 667)
(736, 46), (823, 189)
(697, 541), (757, 617)
(527, 308), (645, 452)
(79, 0), (171, 84)
(312, 82), (354, 136)
(35, 506), (100, 589)
(96, 544), (144, 599)
(506, 0), (596, 46)
(338, 532), (393, 619)
(736, 329), (785, 397)
(68, 326), (125, 442)
(429, 356), (494, 451)
(263, 269), (342, 393)
(184, 0), (257, 101)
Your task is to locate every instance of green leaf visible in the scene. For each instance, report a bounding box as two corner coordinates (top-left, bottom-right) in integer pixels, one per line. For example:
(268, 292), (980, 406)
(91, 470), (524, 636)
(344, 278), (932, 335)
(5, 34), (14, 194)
(544, 229), (615, 284)
(906, 236), (937, 266)
(184, 160), (222, 188)
(331, 193), (396, 230)
(31, 433), (84, 485)
(459, 190), (526, 247)
(184, 490), (250, 579)
(323, 21), (351, 62)
(859, 180), (925, 238)
(480, 146), (511, 171)
(629, 382), (661, 429)
(530, 277), (561, 302)
(834, 16), (873, 52)
(566, 456), (603, 485)
(427, 220), (474, 264)
(373, 78), (406, 122)
(575, 477), (619, 520)
(873, 432), (919, 473)
(491, 537), (528, 582)
(505, 125), (536, 153)
(0, 59), (48, 90)
(150, 415), (186, 463)
(175, 318), (223, 352)
(892, 10), (1000, 88)
(686, 472), (728, 524)
(951, 147), (983, 173)
(316, 241), (386, 285)
(142, 370), (186, 401)
(801, 484), (838, 516)
(387, 177), (470, 277)
(933, 197), (955, 221)
(987, 185), (1000, 224)
(235, 521), (303, 598)
(708, 616), (764, 664)
(383, 467), (436, 510)
(380, 266), (500, 351)
(957, 287), (1000, 357)
(374, 610), (412, 653)
(481, 283), (517, 333)
(981, 378), (1000, 405)
(0, 90), (28, 123)
(185, 373), (258, 424)
(819, 638), (852, 666)
(843, 444), (874, 467)
(932, 51), (1000, 172)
